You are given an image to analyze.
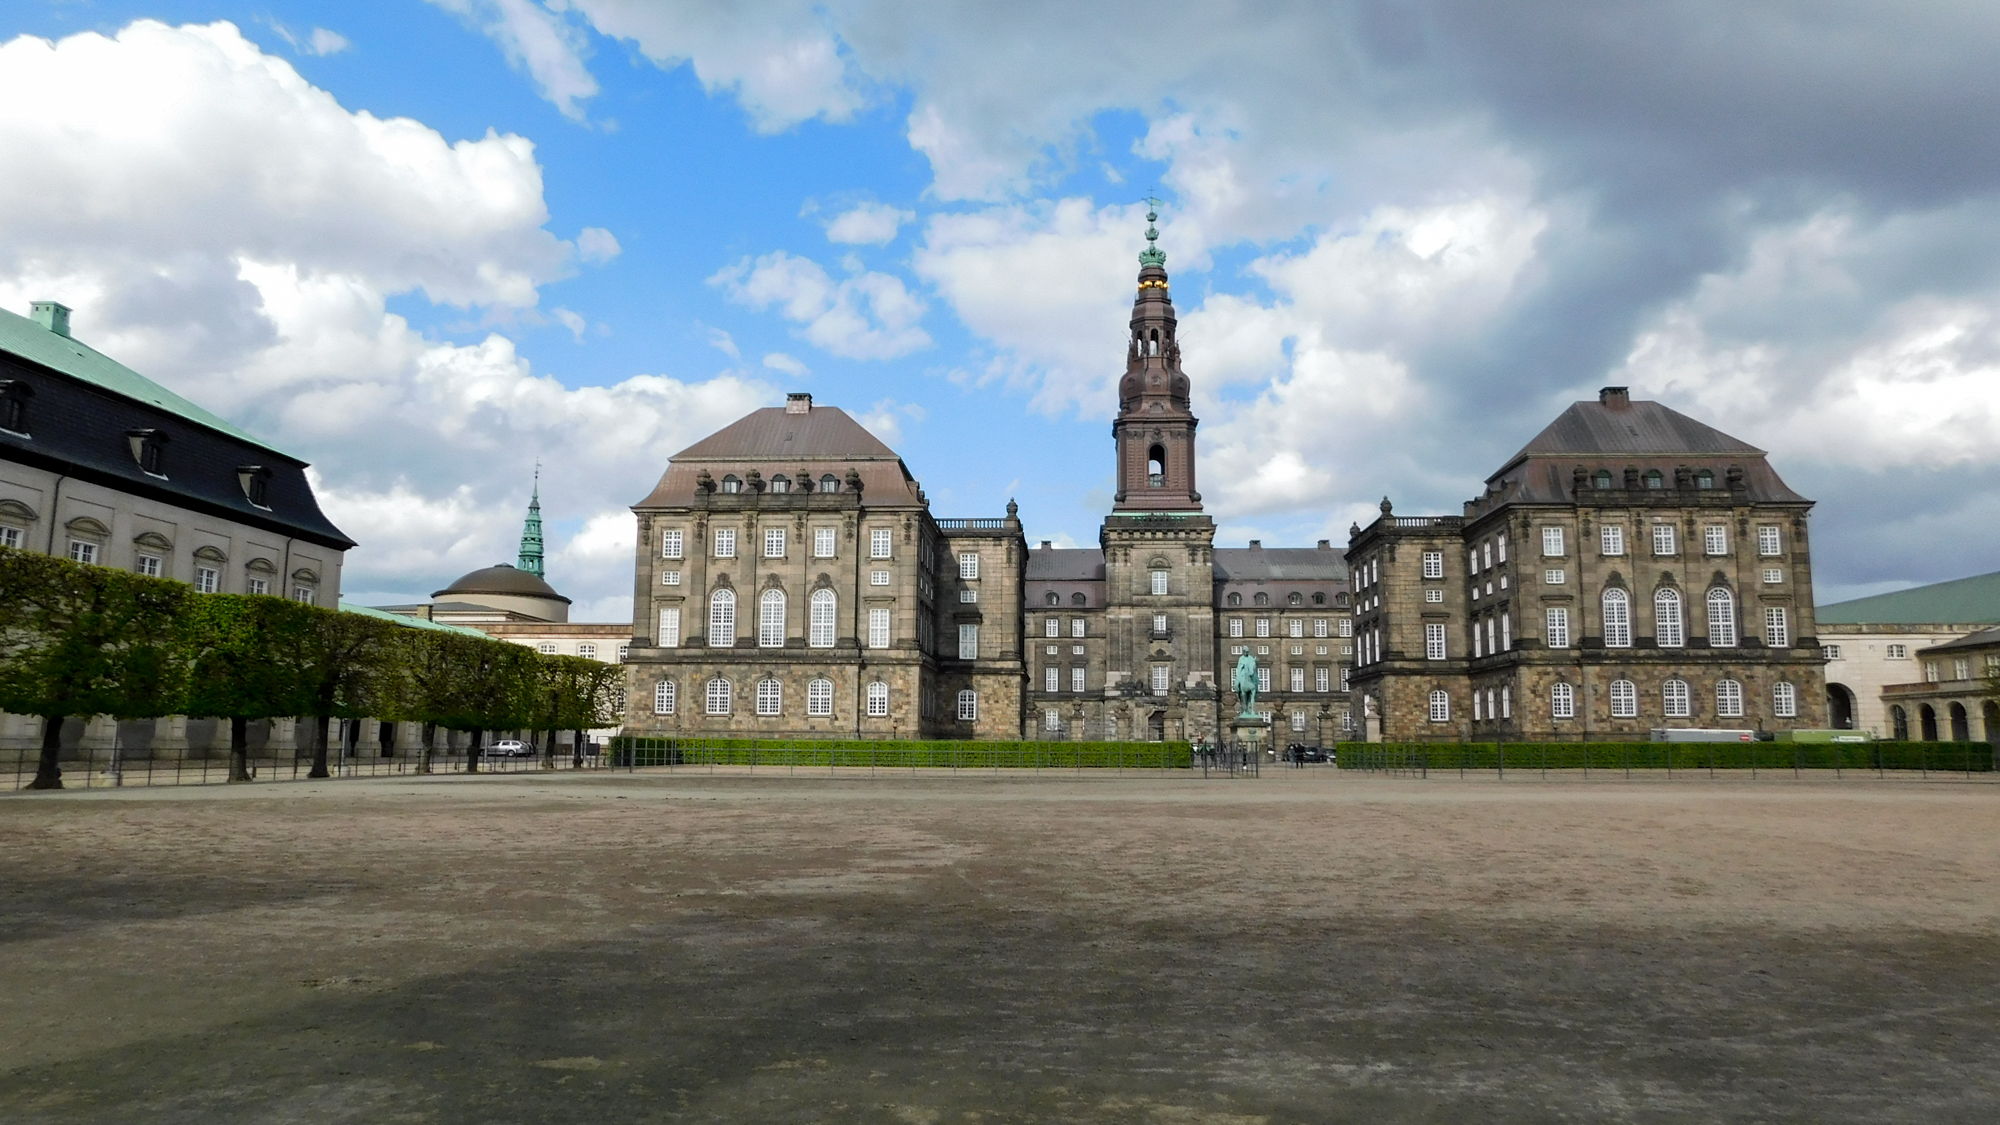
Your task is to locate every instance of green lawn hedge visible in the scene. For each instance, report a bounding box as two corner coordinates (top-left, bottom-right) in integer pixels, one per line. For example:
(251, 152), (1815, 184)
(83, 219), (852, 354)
(1337, 741), (1995, 772)
(608, 737), (1192, 770)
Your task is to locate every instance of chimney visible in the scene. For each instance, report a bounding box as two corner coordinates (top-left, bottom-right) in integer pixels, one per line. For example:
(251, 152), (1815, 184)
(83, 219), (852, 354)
(1598, 386), (1630, 408)
(1317, 539), (1330, 549)
(1248, 539), (1262, 548)
(31, 301), (70, 338)
(785, 392), (812, 414)
(1040, 540), (1052, 550)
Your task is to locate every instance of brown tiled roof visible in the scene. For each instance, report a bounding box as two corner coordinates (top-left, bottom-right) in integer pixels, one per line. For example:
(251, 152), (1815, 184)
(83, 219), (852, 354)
(1509, 399), (1764, 461)
(672, 405), (899, 461)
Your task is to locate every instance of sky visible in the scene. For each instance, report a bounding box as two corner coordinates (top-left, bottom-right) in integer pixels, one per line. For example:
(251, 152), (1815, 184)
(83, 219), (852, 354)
(6, 2), (2000, 620)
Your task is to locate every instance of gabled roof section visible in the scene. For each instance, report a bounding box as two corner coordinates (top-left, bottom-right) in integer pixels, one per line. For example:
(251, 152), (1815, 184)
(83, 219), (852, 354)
(1214, 547), (1349, 582)
(1923, 625), (2000, 653)
(1508, 396), (1763, 465)
(672, 404), (900, 461)
(1026, 548), (1106, 581)
(1817, 570), (2000, 626)
(0, 305), (277, 452)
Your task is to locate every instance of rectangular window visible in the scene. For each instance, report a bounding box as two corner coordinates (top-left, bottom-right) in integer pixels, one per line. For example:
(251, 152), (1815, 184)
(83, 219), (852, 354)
(68, 539), (97, 565)
(1601, 526), (1625, 556)
(136, 554), (162, 578)
(1151, 665), (1170, 695)
(658, 607), (681, 647)
(1290, 667), (1305, 692)
(654, 680), (675, 715)
(1955, 658), (1972, 681)
(756, 679), (782, 716)
(807, 679), (833, 717)
(1652, 524), (1676, 556)
(1544, 569), (1564, 585)
(1425, 623), (1447, 660)
(1291, 710), (1307, 732)
(765, 529), (786, 557)
(1045, 667), (1060, 692)
(1546, 608), (1570, 649)
(959, 552), (980, 579)
(246, 577), (268, 596)
(1717, 680), (1744, 718)
(870, 569), (890, 586)
(1338, 618), (1352, 637)
(1887, 644), (1908, 659)
(1258, 667), (1271, 693)
(1429, 692), (1450, 722)
(1313, 618), (1329, 638)
(661, 530), (683, 559)
(1422, 551), (1444, 578)
(1315, 667), (1330, 692)
(1150, 569), (1169, 595)
(1766, 607), (1789, 647)
(959, 589), (977, 603)
(1152, 612), (1169, 634)
(1228, 618), (1243, 637)
(538, 642), (559, 655)
(1045, 617), (1060, 637)
(1773, 682), (1797, 718)
(1287, 619), (1303, 638)
(714, 528), (736, 558)
(1473, 691), (1482, 721)
(194, 566), (219, 594)
(1925, 661), (1941, 684)
(871, 529), (892, 559)
(1071, 666), (1086, 693)
(1704, 525), (1728, 556)
(814, 528), (835, 558)
(662, 570), (681, 586)
(0, 526), (19, 550)
(866, 682), (889, 717)
(958, 624), (979, 660)
(1483, 542), (1494, 570)
(1071, 618), (1086, 638)
(1497, 537), (1507, 563)
(1822, 645), (1841, 660)
(1551, 683), (1575, 719)
(1542, 527), (1564, 557)
(1252, 618), (1268, 638)
(1610, 680), (1638, 718)
(293, 586), (315, 604)
(1341, 666), (1350, 690)
(867, 608), (889, 649)
(957, 691), (977, 721)
(1501, 612), (1510, 651)
(1758, 525), (1782, 556)
(1469, 549), (1480, 573)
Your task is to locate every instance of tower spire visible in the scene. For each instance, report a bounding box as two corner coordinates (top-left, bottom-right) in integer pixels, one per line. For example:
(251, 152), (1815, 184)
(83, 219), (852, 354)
(1139, 195), (1166, 268)
(1112, 203), (1201, 512)
(517, 463), (545, 579)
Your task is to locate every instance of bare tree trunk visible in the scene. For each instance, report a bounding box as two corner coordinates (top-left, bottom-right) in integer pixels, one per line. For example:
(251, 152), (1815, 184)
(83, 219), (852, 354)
(27, 714), (64, 790)
(307, 714), (332, 778)
(467, 728), (483, 773)
(228, 716), (251, 782)
(572, 729), (585, 769)
(418, 721), (436, 774)
(543, 727), (558, 769)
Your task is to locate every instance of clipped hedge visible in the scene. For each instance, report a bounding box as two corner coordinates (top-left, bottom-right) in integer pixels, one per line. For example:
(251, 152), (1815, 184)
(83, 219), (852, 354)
(1338, 740), (1996, 773)
(609, 736), (1192, 770)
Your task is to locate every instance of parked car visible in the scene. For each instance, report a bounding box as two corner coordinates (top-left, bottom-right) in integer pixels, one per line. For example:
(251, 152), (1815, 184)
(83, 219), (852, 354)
(487, 739), (534, 758)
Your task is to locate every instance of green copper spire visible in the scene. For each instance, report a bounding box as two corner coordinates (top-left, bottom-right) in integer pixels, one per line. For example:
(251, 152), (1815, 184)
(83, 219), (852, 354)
(1139, 195), (1166, 268)
(517, 464), (545, 579)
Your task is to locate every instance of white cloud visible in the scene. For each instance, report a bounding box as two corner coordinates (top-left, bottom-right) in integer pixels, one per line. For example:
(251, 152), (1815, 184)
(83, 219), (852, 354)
(429, 0), (599, 120)
(575, 226), (620, 263)
(710, 251), (930, 360)
(551, 306), (586, 340)
(705, 326), (740, 359)
(308, 28), (351, 56)
(824, 202), (913, 245)
(855, 398), (925, 446)
(762, 351), (809, 376)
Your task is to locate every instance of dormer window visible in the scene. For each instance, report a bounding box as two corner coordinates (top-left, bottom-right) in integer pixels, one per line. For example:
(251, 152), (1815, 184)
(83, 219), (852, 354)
(819, 474), (839, 493)
(769, 474), (790, 493)
(1254, 592), (1270, 606)
(1288, 592), (1303, 606)
(237, 465), (272, 508)
(1696, 469), (1716, 489)
(1643, 469), (1664, 489)
(1227, 592), (1242, 606)
(0, 380), (31, 435)
(127, 429), (168, 477)
(720, 474), (741, 494)
(1593, 469), (1613, 489)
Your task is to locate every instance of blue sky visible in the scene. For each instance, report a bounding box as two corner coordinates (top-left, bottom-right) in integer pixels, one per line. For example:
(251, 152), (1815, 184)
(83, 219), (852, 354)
(7, 2), (2000, 618)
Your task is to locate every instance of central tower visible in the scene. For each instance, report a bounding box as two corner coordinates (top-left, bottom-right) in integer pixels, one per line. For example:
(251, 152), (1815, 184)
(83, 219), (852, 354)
(1112, 205), (1200, 511)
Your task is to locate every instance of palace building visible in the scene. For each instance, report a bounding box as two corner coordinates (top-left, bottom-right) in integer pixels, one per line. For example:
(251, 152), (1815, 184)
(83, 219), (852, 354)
(1347, 387), (1827, 741)
(620, 211), (1356, 744)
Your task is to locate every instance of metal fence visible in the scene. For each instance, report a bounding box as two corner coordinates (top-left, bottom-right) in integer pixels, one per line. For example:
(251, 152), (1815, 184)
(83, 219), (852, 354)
(7, 744), (606, 790)
(609, 737), (1191, 774)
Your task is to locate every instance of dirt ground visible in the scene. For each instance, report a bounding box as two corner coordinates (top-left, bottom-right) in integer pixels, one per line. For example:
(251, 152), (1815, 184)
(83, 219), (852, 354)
(3, 769), (1999, 1124)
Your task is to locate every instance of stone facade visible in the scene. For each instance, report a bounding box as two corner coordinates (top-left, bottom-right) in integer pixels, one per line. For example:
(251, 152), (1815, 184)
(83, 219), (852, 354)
(1351, 387), (1828, 741)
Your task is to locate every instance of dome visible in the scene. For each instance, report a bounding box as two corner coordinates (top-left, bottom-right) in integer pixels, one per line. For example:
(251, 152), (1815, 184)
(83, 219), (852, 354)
(433, 564), (571, 604)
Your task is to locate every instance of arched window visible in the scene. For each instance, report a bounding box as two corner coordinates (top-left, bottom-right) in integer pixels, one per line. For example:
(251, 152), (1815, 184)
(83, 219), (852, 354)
(709, 589), (736, 647)
(1288, 592), (1303, 606)
(1891, 704), (1909, 740)
(1644, 469), (1664, 489)
(705, 678), (731, 715)
(1070, 592), (1087, 606)
(1227, 592), (1242, 606)
(1706, 587), (1737, 647)
(1716, 678), (1744, 718)
(866, 681), (889, 717)
(1147, 328), (1159, 356)
(755, 678), (782, 716)
(1550, 682), (1575, 719)
(653, 680), (675, 715)
(1593, 469), (1613, 490)
(759, 589), (786, 647)
(1602, 588), (1631, 647)
(1773, 682), (1797, 718)
(1147, 444), (1166, 486)
(809, 589), (836, 648)
(769, 474), (790, 493)
(957, 690), (978, 721)
(1312, 592), (1326, 605)
(1046, 592), (1060, 605)
(1610, 679), (1638, 718)
(1428, 690), (1450, 722)
(1662, 679), (1690, 717)
(1920, 704), (1938, 740)
(819, 473), (839, 493)
(1254, 592), (1270, 607)
(720, 474), (741, 494)
(1695, 469), (1715, 489)
(1654, 588), (1684, 647)
(807, 678), (834, 717)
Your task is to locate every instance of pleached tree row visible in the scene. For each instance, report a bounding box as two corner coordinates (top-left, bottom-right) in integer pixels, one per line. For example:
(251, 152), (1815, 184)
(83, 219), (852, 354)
(0, 550), (624, 789)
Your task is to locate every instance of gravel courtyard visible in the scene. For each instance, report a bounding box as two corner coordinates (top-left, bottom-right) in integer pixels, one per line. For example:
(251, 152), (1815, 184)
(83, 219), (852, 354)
(3, 769), (1998, 1123)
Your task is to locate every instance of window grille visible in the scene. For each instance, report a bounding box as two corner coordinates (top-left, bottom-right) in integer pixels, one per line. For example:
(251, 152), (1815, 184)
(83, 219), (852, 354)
(1290, 667), (1305, 692)
(1716, 679), (1744, 717)
(808, 589), (836, 647)
(1663, 679), (1690, 717)
(1601, 526), (1624, 555)
(1422, 551), (1443, 578)
(1425, 624), (1447, 660)
(1429, 690), (1450, 722)
(1541, 527), (1564, 556)
(1758, 526), (1782, 556)
(1150, 569), (1169, 595)
(658, 607), (680, 647)
(807, 679), (834, 717)
(1045, 667), (1060, 693)
(866, 682), (889, 717)
(759, 590), (786, 647)
(1765, 607), (1788, 647)
(871, 529), (891, 559)
(654, 680), (675, 714)
(1655, 589), (1683, 647)
(960, 552), (980, 579)
(1704, 525), (1728, 556)
(1602, 589), (1631, 648)
(756, 678), (782, 716)
(1773, 682), (1797, 718)
(1071, 667), (1086, 692)
(1651, 524), (1675, 556)
(814, 528), (835, 558)
(868, 608), (889, 649)
(765, 529), (786, 558)
(958, 624), (979, 660)
(1072, 618), (1086, 638)
(661, 530), (682, 559)
(1610, 679), (1638, 718)
(1316, 667), (1330, 692)
(195, 566), (218, 594)
(714, 528), (736, 558)
(1551, 683), (1575, 719)
(957, 690), (978, 721)
(1707, 588), (1736, 647)
(709, 590), (736, 647)
(1151, 666), (1170, 695)
(705, 678), (731, 715)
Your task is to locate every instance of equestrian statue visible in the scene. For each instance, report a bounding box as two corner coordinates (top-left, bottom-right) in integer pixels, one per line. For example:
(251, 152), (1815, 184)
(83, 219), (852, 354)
(1231, 649), (1260, 719)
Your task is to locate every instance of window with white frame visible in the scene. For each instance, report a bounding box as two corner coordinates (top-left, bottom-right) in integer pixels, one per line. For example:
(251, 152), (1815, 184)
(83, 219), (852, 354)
(1045, 667), (1059, 692)
(1601, 525), (1624, 556)
(618, 645), (629, 662)
(1610, 679), (1638, 718)
(1501, 612), (1511, 650)
(661, 530), (683, 559)
(1426, 589), (1444, 602)
(1150, 665), (1170, 695)
(870, 569), (890, 586)
(959, 589), (977, 603)
(957, 690), (978, 721)
(1602, 588), (1632, 647)
(866, 681), (889, 717)
(1550, 682), (1575, 719)
(1287, 619), (1303, 638)
(658, 607), (681, 647)
(1071, 667), (1086, 692)
(1258, 666), (1272, 692)
(1425, 623), (1447, 660)
(1071, 618), (1086, 638)
(958, 623), (979, 660)
(1045, 709), (1063, 731)
(1316, 667), (1330, 692)
(810, 589), (836, 648)
(293, 586), (315, 604)
(1762, 568), (1783, 585)
(1757, 525), (1782, 556)
(1150, 569), (1169, 595)
(537, 642), (557, 654)
(1501, 686), (1512, 718)
(1341, 665), (1351, 690)
(1473, 691), (1482, 721)
(1338, 618), (1352, 638)
(1290, 667), (1305, 692)
(1707, 587), (1736, 647)
(867, 608), (889, 649)
(1045, 617), (1060, 637)
(578, 644), (596, 660)
(1255, 618), (1270, 638)
(1429, 690), (1450, 722)
(1773, 681), (1797, 718)
(135, 554), (162, 578)
(709, 590), (736, 646)
(1497, 537), (1507, 563)
(1483, 542), (1494, 570)
(1765, 606), (1789, 647)
(706, 678), (731, 715)
(1662, 678), (1690, 717)
(1542, 527), (1564, 556)
(756, 678), (782, 716)
(808, 678), (834, 717)
(870, 529), (892, 559)
(0, 526), (20, 550)
(1228, 618), (1243, 637)
(1716, 678), (1744, 717)
(1886, 644), (1908, 659)
(755, 528), (779, 558)
(1469, 548), (1480, 573)
(714, 528), (736, 558)
(959, 552), (980, 579)
(1704, 525), (1728, 556)
(654, 680), (676, 714)
(195, 566), (219, 594)
(1545, 569), (1565, 585)
(1822, 645), (1842, 660)
(814, 528), (835, 558)
(1314, 618), (1329, 638)
(759, 590), (786, 647)
(1655, 588), (1684, 647)
(1422, 551), (1444, 578)
(68, 539), (97, 565)
(661, 570), (681, 586)
(1652, 524), (1676, 556)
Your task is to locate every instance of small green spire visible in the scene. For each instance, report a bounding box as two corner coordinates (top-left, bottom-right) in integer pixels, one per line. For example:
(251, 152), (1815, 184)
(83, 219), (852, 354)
(1139, 194), (1166, 268)
(517, 463), (545, 579)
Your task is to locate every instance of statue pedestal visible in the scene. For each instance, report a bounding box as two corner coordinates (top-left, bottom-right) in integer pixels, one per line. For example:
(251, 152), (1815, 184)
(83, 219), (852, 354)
(1228, 715), (1271, 773)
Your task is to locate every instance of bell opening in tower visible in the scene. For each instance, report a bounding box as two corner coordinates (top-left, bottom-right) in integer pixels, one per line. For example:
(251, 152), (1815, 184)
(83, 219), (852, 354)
(1148, 445), (1166, 487)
